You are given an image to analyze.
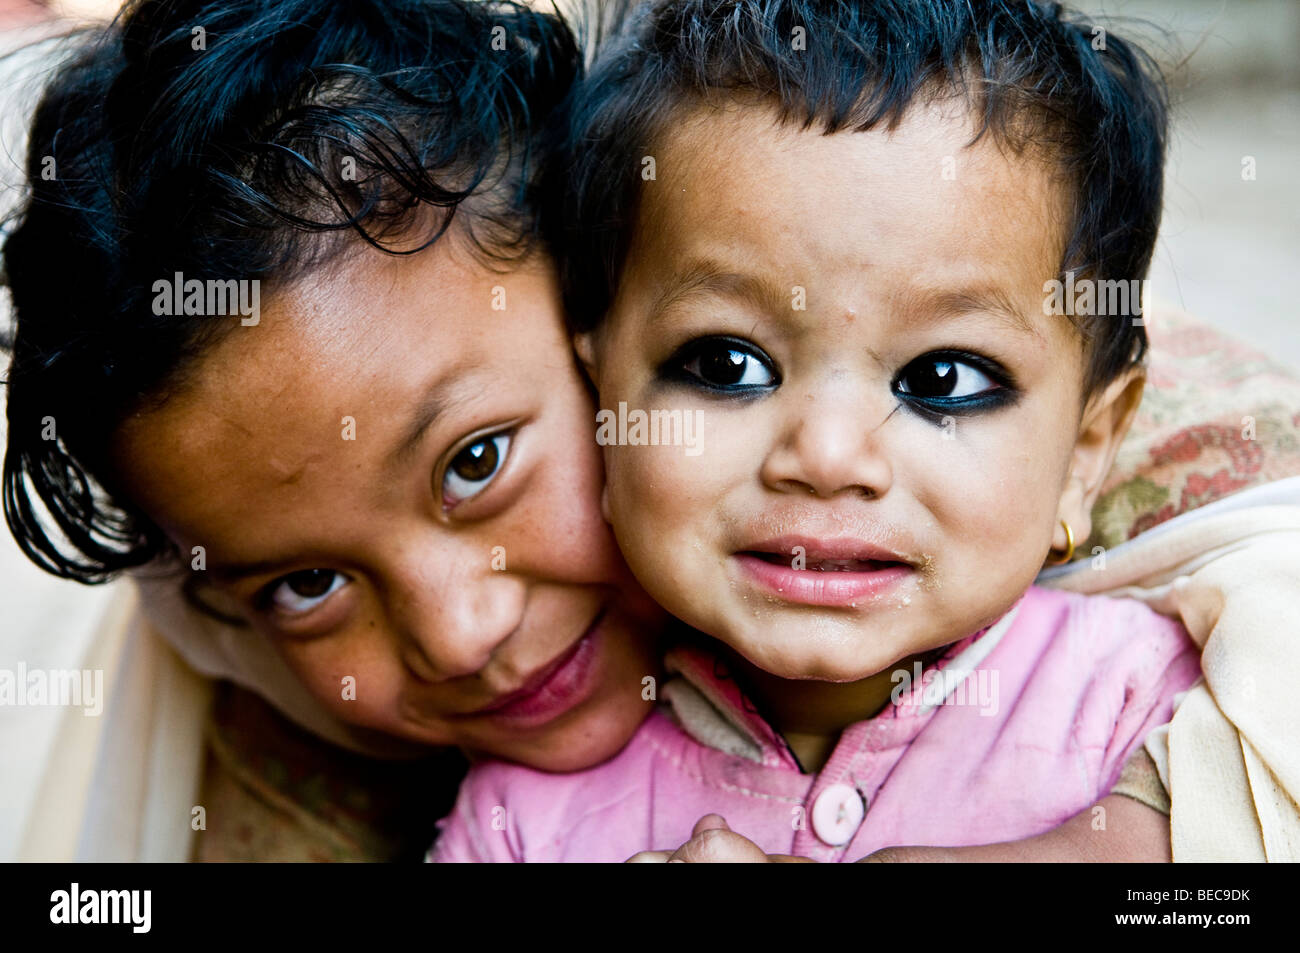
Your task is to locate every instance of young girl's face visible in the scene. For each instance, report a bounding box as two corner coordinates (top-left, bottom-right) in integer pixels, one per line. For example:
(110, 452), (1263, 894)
(581, 99), (1138, 683)
(114, 241), (665, 771)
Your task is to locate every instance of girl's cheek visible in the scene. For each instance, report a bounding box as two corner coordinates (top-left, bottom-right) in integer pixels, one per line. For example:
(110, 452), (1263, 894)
(523, 438), (626, 584)
(275, 633), (401, 725)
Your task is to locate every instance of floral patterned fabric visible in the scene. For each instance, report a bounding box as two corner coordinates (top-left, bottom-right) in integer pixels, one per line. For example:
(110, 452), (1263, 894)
(1090, 305), (1300, 551)
(194, 305), (1300, 860)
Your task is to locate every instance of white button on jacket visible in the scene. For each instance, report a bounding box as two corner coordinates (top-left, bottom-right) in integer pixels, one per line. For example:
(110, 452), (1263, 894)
(810, 783), (866, 846)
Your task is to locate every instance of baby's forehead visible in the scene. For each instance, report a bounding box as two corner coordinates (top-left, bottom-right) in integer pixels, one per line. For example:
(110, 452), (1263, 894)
(639, 98), (1065, 246)
(620, 101), (1071, 334)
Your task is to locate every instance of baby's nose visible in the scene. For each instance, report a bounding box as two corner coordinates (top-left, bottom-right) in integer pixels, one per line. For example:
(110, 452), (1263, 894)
(759, 391), (895, 499)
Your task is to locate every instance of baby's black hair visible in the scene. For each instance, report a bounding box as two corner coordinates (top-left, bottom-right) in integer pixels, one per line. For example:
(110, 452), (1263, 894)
(3, 0), (580, 583)
(549, 0), (1169, 399)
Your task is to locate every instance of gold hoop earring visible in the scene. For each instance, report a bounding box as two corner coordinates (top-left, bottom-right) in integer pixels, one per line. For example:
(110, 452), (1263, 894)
(1047, 519), (1075, 566)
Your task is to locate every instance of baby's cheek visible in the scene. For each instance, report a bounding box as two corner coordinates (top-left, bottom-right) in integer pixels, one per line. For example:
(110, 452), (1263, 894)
(605, 443), (719, 609)
(909, 426), (1063, 595)
(962, 461), (1053, 544)
(607, 445), (687, 549)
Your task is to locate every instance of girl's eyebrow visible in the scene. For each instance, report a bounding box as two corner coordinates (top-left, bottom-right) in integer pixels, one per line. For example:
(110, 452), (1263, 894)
(385, 362), (483, 471)
(209, 556), (294, 585)
(388, 385), (449, 469)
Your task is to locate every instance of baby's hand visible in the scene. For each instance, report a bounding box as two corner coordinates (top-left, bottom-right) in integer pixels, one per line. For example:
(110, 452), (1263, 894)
(626, 814), (815, 863)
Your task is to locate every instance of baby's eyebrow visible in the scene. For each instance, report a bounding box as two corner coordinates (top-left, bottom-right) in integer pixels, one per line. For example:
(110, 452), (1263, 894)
(647, 258), (1045, 344)
(903, 287), (1045, 341)
(649, 257), (790, 322)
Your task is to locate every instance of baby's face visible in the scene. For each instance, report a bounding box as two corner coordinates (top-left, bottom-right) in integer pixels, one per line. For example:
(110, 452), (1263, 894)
(583, 99), (1091, 682)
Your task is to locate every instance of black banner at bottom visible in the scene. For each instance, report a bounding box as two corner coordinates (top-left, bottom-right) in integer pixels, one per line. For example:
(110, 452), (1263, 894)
(2, 861), (1276, 942)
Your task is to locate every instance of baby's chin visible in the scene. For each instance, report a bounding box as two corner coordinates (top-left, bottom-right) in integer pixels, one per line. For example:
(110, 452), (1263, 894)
(736, 648), (895, 683)
(684, 591), (898, 663)
(716, 622), (915, 684)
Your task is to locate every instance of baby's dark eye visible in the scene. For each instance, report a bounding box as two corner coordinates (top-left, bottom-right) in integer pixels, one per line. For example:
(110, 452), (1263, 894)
(895, 355), (1000, 402)
(667, 337), (778, 391)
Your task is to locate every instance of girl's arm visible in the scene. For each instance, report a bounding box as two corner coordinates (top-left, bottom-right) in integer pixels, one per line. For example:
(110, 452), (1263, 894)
(629, 794), (1169, 863)
(630, 744), (1174, 863)
(866, 746), (1173, 863)
(862, 794), (1170, 863)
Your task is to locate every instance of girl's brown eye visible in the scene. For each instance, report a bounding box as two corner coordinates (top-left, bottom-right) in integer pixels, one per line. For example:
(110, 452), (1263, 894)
(442, 432), (512, 507)
(267, 569), (347, 614)
(451, 439), (500, 481)
(286, 569), (335, 598)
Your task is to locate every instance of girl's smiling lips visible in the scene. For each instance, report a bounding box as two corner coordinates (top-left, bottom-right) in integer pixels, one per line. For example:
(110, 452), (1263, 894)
(734, 534), (915, 606)
(462, 609), (607, 727)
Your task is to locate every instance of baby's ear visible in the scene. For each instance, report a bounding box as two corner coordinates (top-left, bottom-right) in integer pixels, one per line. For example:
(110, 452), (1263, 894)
(1060, 367), (1146, 541)
(573, 331), (600, 386)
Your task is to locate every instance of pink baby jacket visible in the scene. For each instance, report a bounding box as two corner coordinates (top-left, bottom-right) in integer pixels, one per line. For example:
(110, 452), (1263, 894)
(431, 586), (1200, 862)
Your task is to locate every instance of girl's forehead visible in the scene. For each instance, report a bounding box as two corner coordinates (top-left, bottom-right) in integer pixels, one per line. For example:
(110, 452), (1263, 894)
(111, 246), (569, 544)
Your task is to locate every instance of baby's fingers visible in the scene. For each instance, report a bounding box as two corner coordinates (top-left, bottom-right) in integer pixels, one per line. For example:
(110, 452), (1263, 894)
(626, 850), (674, 863)
(689, 813), (731, 837)
(669, 826), (770, 863)
(626, 815), (781, 863)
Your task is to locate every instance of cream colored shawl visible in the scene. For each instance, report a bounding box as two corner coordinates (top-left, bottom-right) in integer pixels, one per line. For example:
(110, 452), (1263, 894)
(1038, 476), (1300, 861)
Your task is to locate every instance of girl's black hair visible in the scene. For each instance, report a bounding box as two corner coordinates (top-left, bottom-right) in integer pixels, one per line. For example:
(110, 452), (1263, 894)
(3, 0), (580, 583)
(548, 0), (1169, 400)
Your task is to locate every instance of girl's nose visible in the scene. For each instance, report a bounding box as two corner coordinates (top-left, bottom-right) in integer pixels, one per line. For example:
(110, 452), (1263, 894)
(759, 386), (895, 499)
(390, 552), (527, 682)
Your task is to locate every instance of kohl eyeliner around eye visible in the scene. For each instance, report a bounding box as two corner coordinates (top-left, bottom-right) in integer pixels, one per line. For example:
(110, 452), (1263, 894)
(656, 335), (781, 394)
(892, 349), (1021, 417)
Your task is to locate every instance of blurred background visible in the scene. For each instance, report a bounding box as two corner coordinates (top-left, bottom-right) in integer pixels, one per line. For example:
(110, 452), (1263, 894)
(1073, 0), (1299, 372)
(0, 0), (1296, 859)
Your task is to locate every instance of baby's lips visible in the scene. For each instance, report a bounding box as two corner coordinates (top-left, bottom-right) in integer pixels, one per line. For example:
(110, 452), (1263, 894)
(740, 532), (912, 566)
